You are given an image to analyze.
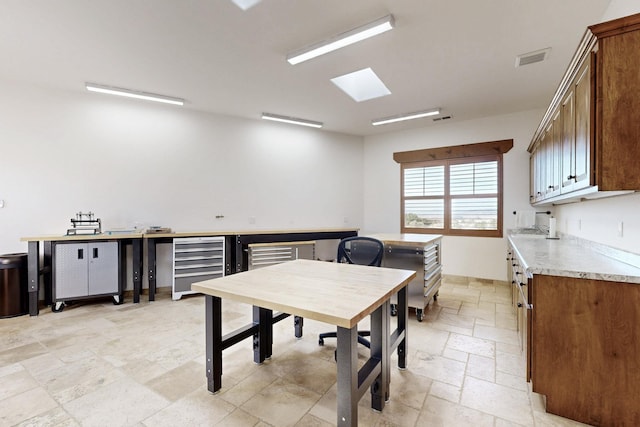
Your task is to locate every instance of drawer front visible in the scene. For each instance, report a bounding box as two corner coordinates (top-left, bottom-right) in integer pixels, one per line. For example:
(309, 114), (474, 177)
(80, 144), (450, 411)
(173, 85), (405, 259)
(173, 236), (225, 296)
(248, 241), (316, 270)
(174, 272), (224, 293)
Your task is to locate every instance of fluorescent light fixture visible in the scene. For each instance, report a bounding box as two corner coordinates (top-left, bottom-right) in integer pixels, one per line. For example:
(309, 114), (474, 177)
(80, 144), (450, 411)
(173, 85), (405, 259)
(85, 83), (184, 106)
(231, 0), (261, 11)
(287, 14), (394, 65)
(261, 113), (323, 128)
(331, 67), (391, 102)
(372, 108), (441, 126)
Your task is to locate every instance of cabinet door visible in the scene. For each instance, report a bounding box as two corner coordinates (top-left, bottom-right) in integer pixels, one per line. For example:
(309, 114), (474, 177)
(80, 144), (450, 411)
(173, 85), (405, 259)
(55, 243), (89, 299)
(549, 109), (562, 197)
(529, 153), (536, 203)
(560, 89), (575, 193)
(541, 127), (552, 198)
(530, 141), (544, 202)
(573, 60), (591, 190)
(88, 242), (119, 295)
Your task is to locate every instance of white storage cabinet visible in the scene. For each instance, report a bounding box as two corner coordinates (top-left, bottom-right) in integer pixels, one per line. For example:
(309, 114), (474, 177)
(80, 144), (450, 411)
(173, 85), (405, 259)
(173, 236), (225, 300)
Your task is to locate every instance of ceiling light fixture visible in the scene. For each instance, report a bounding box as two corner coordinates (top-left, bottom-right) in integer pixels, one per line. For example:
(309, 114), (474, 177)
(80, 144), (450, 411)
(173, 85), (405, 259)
(85, 83), (185, 106)
(286, 14), (395, 65)
(372, 108), (441, 126)
(261, 113), (323, 128)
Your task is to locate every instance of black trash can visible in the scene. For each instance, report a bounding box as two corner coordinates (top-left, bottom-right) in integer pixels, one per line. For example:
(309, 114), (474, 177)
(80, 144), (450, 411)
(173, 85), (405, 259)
(0, 253), (28, 318)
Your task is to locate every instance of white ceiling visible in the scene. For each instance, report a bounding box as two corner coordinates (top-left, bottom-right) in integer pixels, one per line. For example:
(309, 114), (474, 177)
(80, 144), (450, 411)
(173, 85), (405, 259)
(0, 0), (612, 136)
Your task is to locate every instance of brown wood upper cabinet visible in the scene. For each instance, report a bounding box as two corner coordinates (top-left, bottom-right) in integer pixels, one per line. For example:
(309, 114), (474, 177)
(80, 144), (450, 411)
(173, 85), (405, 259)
(529, 13), (640, 205)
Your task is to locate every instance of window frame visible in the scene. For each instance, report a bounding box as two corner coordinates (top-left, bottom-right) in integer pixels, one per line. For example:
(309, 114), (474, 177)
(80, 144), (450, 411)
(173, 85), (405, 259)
(395, 140), (512, 238)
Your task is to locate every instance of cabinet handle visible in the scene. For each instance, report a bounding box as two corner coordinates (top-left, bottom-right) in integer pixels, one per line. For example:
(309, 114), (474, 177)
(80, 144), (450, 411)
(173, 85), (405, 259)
(77, 248), (84, 260)
(548, 185), (554, 189)
(517, 302), (523, 308)
(567, 175), (576, 180)
(93, 248), (99, 259)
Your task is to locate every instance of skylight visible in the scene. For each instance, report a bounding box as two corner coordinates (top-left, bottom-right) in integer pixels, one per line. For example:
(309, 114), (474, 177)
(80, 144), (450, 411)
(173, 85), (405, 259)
(330, 68), (391, 102)
(231, 0), (261, 11)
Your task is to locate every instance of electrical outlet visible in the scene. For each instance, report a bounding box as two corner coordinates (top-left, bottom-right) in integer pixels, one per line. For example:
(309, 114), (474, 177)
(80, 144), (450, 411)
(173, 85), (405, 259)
(248, 216), (256, 224)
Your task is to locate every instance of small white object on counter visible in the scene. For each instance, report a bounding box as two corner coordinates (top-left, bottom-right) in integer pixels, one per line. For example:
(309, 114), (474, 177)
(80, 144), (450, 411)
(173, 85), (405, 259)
(548, 217), (557, 238)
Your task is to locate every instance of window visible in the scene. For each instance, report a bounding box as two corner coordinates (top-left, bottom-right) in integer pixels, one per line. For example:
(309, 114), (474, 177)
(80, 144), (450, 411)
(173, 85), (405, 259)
(395, 140), (512, 238)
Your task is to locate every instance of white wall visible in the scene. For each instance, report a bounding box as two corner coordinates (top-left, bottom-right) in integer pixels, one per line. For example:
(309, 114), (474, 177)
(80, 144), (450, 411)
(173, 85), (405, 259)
(554, 193), (640, 253)
(601, 0), (640, 20)
(362, 109), (543, 281)
(0, 80), (364, 257)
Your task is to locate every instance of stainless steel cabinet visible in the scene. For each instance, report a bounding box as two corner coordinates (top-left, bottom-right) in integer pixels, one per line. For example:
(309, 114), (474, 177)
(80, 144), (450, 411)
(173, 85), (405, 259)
(380, 237), (442, 322)
(173, 236), (225, 300)
(53, 241), (120, 311)
(248, 241), (315, 270)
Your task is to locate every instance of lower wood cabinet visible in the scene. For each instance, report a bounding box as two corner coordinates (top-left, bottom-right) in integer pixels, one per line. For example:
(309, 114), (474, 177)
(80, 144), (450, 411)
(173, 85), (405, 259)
(530, 275), (640, 426)
(508, 243), (639, 425)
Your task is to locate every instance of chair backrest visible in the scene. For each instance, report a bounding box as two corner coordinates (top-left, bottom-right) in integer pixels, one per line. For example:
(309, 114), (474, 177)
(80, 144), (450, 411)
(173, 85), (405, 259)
(337, 236), (384, 267)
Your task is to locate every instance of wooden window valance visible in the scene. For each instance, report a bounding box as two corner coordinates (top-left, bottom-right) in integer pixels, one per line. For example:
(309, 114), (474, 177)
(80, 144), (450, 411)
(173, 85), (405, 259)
(393, 139), (514, 164)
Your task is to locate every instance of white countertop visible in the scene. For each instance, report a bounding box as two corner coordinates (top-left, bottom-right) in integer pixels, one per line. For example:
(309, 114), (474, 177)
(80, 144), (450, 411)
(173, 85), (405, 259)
(508, 233), (640, 284)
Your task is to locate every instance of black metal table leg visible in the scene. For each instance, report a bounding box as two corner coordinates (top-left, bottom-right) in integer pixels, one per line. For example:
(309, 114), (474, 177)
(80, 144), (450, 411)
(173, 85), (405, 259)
(370, 301), (389, 408)
(397, 285), (408, 369)
(27, 241), (40, 316)
(132, 238), (142, 303)
(147, 238), (157, 301)
(253, 306), (273, 363)
(43, 241), (52, 307)
(205, 295), (223, 393)
(336, 325), (359, 427)
(294, 315), (303, 338)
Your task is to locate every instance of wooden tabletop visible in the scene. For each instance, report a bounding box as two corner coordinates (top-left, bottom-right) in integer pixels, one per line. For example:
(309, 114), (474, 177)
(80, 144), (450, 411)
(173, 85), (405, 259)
(143, 227), (359, 238)
(366, 233), (442, 246)
(21, 228), (359, 241)
(191, 259), (416, 329)
(20, 231), (144, 242)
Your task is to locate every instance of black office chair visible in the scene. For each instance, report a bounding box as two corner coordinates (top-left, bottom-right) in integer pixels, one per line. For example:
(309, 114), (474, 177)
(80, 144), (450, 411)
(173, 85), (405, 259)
(318, 236), (385, 350)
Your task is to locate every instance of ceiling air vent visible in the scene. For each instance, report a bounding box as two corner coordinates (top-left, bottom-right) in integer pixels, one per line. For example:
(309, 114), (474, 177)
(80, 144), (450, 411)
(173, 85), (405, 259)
(515, 48), (551, 68)
(433, 115), (452, 122)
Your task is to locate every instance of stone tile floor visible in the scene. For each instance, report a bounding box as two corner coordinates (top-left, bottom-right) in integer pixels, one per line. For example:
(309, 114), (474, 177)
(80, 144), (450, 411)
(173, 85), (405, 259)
(0, 275), (590, 426)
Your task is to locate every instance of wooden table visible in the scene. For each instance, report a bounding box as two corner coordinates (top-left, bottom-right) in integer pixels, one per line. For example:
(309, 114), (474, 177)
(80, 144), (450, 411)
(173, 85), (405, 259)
(144, 228), (358, 301)
(192, 259), (415, 427)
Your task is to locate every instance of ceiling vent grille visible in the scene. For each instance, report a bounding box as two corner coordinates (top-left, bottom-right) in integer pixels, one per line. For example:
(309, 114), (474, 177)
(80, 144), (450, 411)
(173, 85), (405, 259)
(515, 48), (551, 67)
(433, 115), (452, 122)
